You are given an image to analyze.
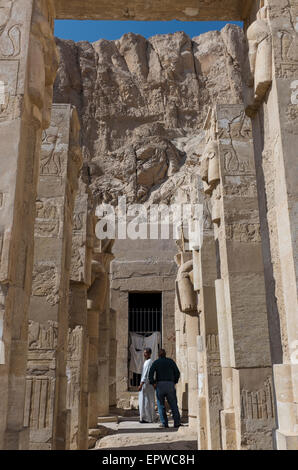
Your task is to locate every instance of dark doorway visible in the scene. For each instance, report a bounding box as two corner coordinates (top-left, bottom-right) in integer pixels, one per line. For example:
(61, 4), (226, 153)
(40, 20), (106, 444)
(128, 292), (162, 390)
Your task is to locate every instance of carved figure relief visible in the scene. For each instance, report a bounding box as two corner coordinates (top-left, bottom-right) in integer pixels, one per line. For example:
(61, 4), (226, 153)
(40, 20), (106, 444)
(247, 2), (272, 103)
(220, 112), (254, 176)
(73, 212), (84, 232)
(203, 197), (212, 230)
(67, 326), (83, 362)
(209, 386), (222, 406)
(280, 30), (298, 64)
(41, 127), (62, 176)
(201, 108), (220, 195)
(0, 1), (21, 58)
(176, 258), (197, 314)
(211, 185), (221, 226)
(28, 320), (58, 350)
(70, 237), (85, 282)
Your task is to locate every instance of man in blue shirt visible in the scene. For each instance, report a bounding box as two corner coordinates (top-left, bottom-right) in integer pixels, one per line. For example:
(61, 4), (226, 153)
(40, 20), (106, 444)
(149, 348), (181, 428)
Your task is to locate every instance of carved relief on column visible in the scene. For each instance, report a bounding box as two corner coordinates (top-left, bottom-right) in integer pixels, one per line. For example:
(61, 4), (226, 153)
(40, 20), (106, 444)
(246, 1), (272, 112)
(196, 229), (223, 450)
(176, 257), (197, 314)
(26, 104), (82, 450)
(24, 320), (58, 447)
(252, 0), (298, 449)
(27, 0), (59, 129)
(175, 241), (199, 430)
(66, 181), (94, 450)
(266, 0), (298, 80)
(200, 108), (221, 232)
(0, 0), (58, 450)
(0, 0), (27, 125)
(87, 234), (114, 429)
(202, 104), (274, 449)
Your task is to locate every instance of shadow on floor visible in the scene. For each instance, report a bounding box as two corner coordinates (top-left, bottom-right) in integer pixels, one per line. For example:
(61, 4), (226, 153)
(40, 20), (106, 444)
(116, 427), (178, 434)
(96, 440), (197, 451)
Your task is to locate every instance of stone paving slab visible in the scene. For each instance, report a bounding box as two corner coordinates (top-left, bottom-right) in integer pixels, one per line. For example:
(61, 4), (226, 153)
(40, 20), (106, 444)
(94, 418), (197, 450)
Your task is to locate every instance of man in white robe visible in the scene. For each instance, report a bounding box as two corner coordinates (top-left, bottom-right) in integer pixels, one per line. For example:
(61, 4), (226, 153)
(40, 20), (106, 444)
(138, 348), (156, 423)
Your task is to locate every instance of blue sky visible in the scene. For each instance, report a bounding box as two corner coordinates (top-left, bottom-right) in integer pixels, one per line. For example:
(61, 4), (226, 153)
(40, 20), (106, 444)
(54, 20), (242, 42)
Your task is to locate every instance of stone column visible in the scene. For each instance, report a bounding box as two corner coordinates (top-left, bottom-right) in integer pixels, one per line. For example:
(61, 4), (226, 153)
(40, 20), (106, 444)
(175, 250), (199, 430)
(195, 232), (223, 450)
(174, 295), (188, 418)
(66, 181), (93, 450)
(202, 105), (274, 450)
(0, 0), (58, 449)
(109, 307), (117, 408)
(97, 246), (114, 417)
(87, 240), (114, 428)
(245, 0), (298, 449)
(25, 104), (82, 450)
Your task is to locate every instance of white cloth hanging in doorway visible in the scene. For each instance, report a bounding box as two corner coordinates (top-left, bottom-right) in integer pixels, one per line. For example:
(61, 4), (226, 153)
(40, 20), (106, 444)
(144, 331), (161, 362)
(129, 331), (161, 375)
(129, 333), (144, 374)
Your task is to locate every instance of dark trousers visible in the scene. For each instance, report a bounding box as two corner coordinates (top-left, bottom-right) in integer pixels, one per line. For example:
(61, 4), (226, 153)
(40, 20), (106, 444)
(156, 381), (181, 427)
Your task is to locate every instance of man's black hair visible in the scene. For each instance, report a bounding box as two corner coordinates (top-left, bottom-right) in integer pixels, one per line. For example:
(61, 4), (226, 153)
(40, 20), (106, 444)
(159, 348), (166, 357)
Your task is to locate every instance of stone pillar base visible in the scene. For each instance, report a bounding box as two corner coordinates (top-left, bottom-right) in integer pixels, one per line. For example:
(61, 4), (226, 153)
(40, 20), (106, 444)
(220, 410), (237, 450)
(188, 416), (198, 430)
(275, 430), (298, 450)
(4, 428), (29, 450)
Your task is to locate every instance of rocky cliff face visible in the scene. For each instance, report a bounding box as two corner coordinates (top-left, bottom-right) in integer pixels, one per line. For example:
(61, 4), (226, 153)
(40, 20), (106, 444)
(54, 25), (247, 206)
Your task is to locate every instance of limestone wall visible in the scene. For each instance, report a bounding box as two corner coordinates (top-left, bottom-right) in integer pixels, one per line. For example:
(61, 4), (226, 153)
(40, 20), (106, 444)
(111, 237), (177, 407)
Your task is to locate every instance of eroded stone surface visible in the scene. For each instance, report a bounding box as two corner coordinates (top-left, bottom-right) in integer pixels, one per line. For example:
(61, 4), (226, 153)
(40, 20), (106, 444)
(54, 25), (246, 207)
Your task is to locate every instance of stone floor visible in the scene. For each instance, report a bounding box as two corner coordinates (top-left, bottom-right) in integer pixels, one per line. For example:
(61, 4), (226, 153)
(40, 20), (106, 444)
(93, 416), (197, 450)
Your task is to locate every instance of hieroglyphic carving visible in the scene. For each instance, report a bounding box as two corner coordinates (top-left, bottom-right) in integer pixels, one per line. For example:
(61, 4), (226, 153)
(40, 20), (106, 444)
(31, 263), (59, 306)
(241, 377), (274, 420)
(35, 199), (60, 237)
(66, 326), (83, 409)
(209, 385), (222, 407)
(276, 17), (298, 79)
(70, 189), (91, 284)
(0, 0), (21, 122)
(0, 59), (19, 120)
(226, 223), (261, 243)
(223, 177), (257, 198)
(28, 0), (59, 129)
(206, 334), (221, 376)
